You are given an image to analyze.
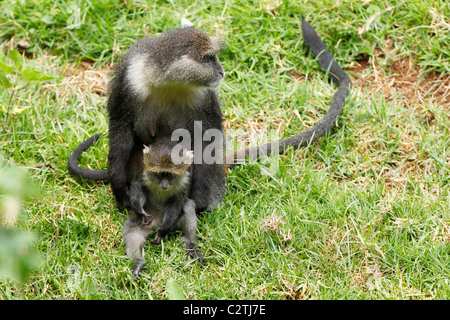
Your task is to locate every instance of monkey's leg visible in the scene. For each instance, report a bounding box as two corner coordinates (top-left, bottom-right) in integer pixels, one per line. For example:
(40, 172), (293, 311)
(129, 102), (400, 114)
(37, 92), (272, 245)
(189, 163), (213, 212)
(150, 197), (185, 245)
(179, 199), (203, 263)
(123, 213), (154, 280)
(108, 123), (134, 210)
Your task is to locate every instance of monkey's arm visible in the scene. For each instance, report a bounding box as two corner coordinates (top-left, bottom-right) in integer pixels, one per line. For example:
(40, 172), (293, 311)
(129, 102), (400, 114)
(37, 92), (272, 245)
(107, 120), (135, 210)
(189, 163), (214, 212)
(151, 195), (186, 244)
(189, 93), (225, 212)
(129, 178), (150, 219)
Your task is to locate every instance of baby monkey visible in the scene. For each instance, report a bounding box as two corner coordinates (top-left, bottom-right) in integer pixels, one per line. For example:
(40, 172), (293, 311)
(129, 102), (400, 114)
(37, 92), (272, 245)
(123, 138), (202, 279)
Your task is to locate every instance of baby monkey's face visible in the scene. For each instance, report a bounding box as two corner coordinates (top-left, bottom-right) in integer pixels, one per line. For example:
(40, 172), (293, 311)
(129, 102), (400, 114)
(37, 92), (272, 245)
(143, 144), (193, 190)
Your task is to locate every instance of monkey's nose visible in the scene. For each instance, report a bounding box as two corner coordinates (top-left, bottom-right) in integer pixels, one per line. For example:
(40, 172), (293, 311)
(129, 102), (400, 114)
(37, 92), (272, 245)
(160, 180), (170, 189)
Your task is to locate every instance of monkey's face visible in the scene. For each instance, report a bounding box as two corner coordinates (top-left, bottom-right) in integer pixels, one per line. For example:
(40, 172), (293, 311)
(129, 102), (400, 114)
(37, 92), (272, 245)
(198, 54), (225, 88)
(155, 27), (226, 88)
(144, 167), (190, 192)
(162, 54), (224, 88)
(143, 144), (193, 191)
(127, 26), (226, 101)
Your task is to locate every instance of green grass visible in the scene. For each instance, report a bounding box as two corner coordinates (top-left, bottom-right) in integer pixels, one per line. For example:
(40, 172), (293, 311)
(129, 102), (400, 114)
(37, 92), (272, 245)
(0, 0), (449, 299)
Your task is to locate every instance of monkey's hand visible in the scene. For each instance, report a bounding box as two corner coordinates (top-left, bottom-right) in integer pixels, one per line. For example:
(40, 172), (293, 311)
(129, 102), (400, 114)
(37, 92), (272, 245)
(150, 233), (163, 245)
(142, 214), (154, 226)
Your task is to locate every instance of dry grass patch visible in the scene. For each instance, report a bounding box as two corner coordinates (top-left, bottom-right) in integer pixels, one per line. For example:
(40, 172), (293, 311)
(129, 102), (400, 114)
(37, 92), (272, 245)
(350, 48), (450, 107)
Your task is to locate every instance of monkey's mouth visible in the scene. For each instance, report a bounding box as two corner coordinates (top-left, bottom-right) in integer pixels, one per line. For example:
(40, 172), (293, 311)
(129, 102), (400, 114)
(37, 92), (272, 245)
(159, 183), (171, 190)
(208, 79), (223, 88)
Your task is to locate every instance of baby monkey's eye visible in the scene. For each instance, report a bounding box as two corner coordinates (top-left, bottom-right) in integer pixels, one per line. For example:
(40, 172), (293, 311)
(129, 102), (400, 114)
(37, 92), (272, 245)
(159, 172), (173, 180)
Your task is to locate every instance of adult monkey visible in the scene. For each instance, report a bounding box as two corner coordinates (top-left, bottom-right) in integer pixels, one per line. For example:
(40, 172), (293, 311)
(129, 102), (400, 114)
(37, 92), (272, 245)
(68, 18), (351, 211)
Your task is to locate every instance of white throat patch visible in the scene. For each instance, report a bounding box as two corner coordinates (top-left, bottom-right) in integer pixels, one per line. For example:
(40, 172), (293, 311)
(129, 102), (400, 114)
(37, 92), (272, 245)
(126, 55), (153, 100)
(142, 171), (190, 203)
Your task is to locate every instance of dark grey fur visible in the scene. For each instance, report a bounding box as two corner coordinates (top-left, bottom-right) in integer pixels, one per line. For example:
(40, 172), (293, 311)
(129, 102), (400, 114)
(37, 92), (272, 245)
(124, 139), (202, 279)
(68, 18), (351, 186)
(68, 24), (227, 212)
(124, 198), (200, 279)
(67, 18), (352, 279)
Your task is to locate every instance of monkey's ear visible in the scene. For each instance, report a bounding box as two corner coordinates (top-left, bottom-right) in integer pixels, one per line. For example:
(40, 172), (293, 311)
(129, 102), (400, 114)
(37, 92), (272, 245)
(181, 18), (194, 28)
(209, 36), (226, 54)
(182, 150), (194, 164)
(143, 145), (151, 154)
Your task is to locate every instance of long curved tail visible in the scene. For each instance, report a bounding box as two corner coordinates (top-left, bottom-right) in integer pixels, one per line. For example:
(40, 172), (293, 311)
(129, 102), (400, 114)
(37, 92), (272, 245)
(225, 18), (351, 169)
(68, 18), (351, 178)
(68, 133), (109, 180)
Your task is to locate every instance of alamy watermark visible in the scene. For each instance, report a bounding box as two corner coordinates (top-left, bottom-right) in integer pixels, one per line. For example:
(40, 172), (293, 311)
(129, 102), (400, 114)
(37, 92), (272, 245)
(170, 121), (280, 174)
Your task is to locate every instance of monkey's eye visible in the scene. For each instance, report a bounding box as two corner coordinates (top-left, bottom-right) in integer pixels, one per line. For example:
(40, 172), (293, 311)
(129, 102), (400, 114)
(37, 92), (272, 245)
(200, 55), (213, 64)
(160, 172), (173, 180)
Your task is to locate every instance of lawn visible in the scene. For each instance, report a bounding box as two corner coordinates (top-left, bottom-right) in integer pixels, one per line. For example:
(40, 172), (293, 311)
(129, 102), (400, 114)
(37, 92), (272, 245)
(0, 0), (449, 299)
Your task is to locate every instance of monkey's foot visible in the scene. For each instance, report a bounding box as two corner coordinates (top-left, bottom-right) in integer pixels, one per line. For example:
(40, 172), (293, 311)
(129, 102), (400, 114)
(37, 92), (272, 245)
(131, 258), (146, 280)
(150, 234), (163, 245)
(186, 247), (204, 264)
